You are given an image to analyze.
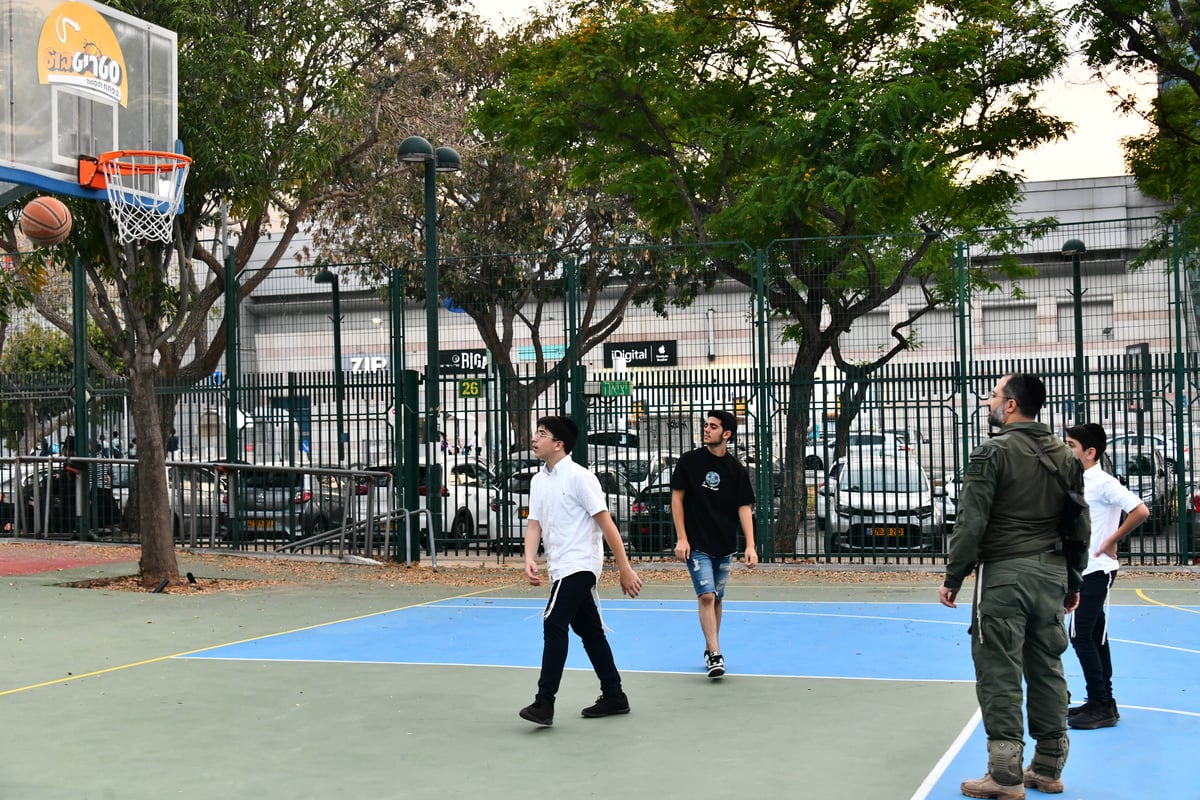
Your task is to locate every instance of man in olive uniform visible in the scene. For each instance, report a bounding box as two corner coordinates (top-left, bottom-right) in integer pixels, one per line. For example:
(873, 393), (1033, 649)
(938, 374), (1088, 800)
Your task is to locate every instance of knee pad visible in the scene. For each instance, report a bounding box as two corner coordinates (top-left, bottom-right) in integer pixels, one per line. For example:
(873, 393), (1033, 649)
(987, 739), (1024, 785)
(1032, 736), (1070, 777)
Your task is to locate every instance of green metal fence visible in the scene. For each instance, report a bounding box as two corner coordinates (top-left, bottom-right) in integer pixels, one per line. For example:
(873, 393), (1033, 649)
(2, 218), (1197, 564)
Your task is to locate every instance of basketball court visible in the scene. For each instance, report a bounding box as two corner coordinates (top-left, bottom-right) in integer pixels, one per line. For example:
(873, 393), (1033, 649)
(0, 553), (1196, 800)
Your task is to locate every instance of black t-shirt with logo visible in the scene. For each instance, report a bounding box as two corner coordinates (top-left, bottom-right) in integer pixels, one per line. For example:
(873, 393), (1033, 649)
(670, 447), (755, 556)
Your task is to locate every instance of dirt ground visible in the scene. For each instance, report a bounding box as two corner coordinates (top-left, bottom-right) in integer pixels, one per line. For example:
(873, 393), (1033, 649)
(2, 540), (1195, 594)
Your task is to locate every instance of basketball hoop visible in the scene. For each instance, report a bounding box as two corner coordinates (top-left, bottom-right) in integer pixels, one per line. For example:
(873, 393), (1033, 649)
(95, 150), (192, 244)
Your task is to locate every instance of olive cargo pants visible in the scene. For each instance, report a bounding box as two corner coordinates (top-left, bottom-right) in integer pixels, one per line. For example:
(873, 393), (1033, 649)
(969, 555), (1071, 781)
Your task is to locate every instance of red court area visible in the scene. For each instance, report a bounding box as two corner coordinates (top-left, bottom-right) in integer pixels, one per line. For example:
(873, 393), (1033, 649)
(0, 543), (138, 576)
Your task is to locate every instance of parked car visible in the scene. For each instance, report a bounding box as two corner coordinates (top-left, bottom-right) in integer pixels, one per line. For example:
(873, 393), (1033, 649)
(168, 464), (227, 541)
(594, 452), (678, 492)
(1106, 441), (1176, 524)
(356, 461), (493, 540)
(817, 456), (944, 552)
(100, 462), (135, 510)
(1108, 432), (1184, 471)
(492, 454), (542, 485)
(628, 482), (675, 552)
(16, 465), (122, 535)
(487, 465), (634, 550)
(229, 467), (350, 540)
(935, 469), (963, 532)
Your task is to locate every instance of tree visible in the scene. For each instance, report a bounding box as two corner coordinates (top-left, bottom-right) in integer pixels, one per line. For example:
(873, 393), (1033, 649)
(1072, 0), (1200, 218)
(473, 0), (1073, 551)
(0, 322), (124, 454)
(0, 0), (448, 586)
(309, 14), (692, 450)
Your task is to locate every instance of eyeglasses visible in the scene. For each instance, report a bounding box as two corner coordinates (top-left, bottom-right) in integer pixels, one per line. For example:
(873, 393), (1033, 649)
(532, 430), (558, 441)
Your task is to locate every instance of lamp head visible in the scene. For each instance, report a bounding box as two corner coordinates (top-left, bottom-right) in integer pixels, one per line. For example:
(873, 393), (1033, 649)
(434, 146), (462, 174)
(1061, 238), (1086, 257)
(313, 268), (337, 285)
(398, 135), (435, 163)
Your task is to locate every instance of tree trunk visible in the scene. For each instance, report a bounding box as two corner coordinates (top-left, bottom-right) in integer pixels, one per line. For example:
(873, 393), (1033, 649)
(775, 346), (823, 556)
(128, 356), (178, 588)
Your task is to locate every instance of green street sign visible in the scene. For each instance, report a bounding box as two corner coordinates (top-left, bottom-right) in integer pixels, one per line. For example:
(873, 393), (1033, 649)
(600, 380), (631, 397)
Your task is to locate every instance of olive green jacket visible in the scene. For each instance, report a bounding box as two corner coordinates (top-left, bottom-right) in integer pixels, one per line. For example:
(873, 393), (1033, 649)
(944, 421), (1089, 590)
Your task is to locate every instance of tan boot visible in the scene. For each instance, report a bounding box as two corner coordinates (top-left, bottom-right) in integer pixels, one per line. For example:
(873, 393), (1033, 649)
(961, 773), (1026, 800)
(1022, 768), (1064, 794)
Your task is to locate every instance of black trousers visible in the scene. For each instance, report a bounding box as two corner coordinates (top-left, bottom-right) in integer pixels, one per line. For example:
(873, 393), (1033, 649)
(536, 570), (622, 703)
(1070, 569), (1117, 703)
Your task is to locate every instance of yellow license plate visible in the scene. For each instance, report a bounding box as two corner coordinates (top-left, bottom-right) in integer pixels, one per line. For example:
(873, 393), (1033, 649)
(247, 519), (275, 530)
(872, 526), (903, 537)
(519, 506), (529, 519)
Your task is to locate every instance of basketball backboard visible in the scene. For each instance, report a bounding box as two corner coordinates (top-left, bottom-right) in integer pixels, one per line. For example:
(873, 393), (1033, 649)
(0, 0), (178, 205)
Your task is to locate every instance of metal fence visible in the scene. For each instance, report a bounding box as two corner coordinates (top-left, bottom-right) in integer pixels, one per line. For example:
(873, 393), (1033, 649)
(2, 216), (1198, 564)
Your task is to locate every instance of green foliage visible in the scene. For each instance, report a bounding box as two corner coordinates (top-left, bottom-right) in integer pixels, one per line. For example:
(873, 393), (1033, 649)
(1073, 0), (1200, 218)
(474, 0), (1072, 371)
(0, 324), (72, 375)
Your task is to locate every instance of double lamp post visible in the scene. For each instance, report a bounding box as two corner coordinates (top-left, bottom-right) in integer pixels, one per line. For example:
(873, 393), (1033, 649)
(312, 136), (459, 488)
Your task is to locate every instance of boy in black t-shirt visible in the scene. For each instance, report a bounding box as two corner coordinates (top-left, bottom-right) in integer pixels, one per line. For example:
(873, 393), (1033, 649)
(670, 410), (757, 678)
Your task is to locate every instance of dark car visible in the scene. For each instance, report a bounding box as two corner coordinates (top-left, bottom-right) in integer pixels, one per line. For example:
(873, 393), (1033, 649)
(19, 465), (121, 535)
(628, 483), (675, 553)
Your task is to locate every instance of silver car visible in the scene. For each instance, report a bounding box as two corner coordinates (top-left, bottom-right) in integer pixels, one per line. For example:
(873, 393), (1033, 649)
(818, 456), (944, 552)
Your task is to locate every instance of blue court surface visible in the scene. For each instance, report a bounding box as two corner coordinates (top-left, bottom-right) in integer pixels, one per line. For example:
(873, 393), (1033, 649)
(184, 598), (1200, 800)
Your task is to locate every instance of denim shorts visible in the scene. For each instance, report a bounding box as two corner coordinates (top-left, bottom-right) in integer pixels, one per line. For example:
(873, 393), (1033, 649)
(686, 551), (733, 598)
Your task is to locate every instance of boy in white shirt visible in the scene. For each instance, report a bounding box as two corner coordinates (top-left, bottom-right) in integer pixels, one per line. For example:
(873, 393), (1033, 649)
(519, 416), (642, 727)
(1063, 423), (1149, 731)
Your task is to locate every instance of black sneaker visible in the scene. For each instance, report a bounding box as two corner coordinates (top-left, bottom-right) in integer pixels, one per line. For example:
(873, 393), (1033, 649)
(706, 652), (725, 678)
(519, 699), (554, 726)
(703, 649), (711, 668)
(1067, 699), (1096, 717)
(581, 692), (630, 718)
(1069, 698), (1120, 720)
(1068, 702), (1117, 730)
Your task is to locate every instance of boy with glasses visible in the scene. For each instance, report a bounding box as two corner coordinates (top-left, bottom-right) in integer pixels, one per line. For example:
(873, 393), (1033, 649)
(519, 416), (643, 727)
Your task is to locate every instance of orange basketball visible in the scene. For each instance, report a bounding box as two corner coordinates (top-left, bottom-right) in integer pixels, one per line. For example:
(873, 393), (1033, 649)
(19, 196), (73, 247)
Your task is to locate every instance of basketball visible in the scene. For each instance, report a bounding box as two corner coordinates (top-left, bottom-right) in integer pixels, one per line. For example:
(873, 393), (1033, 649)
(19, 196), (72, 247)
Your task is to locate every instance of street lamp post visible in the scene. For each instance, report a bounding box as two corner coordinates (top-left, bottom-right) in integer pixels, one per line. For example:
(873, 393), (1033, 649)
(314, 269), (346, 465)
(1062, 238), (1087, 423)
(398, 135), (461, 542)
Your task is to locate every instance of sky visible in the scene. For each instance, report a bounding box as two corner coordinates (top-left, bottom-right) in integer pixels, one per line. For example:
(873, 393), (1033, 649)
(468, 0), (1153, 183)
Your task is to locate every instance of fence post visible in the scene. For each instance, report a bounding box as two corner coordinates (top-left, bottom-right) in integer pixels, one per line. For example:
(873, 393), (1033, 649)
(71, 256), (90, 540)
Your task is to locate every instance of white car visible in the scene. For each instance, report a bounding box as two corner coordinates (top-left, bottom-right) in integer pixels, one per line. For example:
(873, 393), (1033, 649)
(817, 456), (944, 552)
(487, 465), (635, 549)
(355, 460), (495, 542)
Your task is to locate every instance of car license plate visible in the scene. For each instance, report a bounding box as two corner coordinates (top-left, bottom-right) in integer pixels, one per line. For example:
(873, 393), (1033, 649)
(519, 506), (529, 519)
(871, 526), (903, 537)
(247, 519), (275, 530)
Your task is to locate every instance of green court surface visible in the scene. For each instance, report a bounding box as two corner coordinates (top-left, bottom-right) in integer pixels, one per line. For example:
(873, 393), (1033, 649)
(1, 548), (1196, 799)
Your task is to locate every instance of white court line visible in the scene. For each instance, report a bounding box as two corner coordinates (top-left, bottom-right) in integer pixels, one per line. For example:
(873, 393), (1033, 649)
(432, 601), (971, 627)
(1108, 637), (1200, 656)
(910, 708), (981, 800)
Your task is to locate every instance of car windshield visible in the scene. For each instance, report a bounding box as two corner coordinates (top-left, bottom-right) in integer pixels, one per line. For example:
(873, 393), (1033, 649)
(1112, 451), (1156, 476)
(841, 463), (927, 492)
(244, 471), (300, 490)
(847, 434), (888, 447)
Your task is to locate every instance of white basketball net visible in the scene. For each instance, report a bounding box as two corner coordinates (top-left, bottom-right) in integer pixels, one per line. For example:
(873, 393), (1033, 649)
(98, 151), (191, 245)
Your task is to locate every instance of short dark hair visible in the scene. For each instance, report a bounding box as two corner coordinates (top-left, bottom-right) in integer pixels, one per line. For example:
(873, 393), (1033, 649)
(1003, 373), (1046, 418)
(1065, 422), (1107, 458)
(536, 415), (578, 454)
(708, 410), (737, 439)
